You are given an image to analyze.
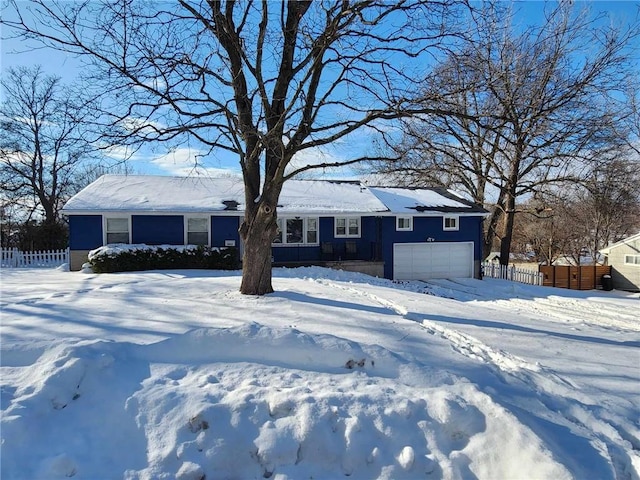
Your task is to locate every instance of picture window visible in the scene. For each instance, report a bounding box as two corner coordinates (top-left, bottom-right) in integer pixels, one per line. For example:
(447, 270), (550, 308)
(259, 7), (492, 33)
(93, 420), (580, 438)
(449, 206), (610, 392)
(273, 217), (319, 245)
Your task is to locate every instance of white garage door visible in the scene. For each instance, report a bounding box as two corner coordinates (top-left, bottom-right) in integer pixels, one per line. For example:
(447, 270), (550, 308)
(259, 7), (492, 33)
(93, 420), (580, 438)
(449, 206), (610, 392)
(393, 242), (474, 280)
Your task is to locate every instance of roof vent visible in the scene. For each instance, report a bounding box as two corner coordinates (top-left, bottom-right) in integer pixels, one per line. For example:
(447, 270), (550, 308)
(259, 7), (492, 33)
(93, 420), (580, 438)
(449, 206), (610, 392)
(222, 200), (239, 211)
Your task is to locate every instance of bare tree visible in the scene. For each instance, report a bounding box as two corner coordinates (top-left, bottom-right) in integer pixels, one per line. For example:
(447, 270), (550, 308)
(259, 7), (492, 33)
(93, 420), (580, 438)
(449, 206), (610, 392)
(0, 66), (95, 226)
(373, 2), (639, 263)
(513, 154), (640, 265)
(572, 155), (640, 259)
(3, 0), (471, 294)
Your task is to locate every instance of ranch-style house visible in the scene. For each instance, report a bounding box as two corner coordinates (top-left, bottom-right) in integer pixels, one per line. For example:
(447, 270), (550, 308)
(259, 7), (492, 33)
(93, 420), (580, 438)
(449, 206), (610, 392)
(62, 175), (488, 281)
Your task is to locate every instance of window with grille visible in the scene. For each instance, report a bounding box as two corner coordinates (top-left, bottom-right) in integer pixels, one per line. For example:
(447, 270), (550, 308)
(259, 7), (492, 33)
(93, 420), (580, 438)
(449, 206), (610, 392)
(443, 216), (459, 231)
(335, 217), (360, 238)
(624, 255), (640, 266)
(273, 217), (319, 245)
(396, 216), (413, 231)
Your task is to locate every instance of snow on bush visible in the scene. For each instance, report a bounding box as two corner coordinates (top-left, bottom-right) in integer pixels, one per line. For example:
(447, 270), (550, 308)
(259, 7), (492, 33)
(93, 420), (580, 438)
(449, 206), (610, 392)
(88, 243), (239, 273)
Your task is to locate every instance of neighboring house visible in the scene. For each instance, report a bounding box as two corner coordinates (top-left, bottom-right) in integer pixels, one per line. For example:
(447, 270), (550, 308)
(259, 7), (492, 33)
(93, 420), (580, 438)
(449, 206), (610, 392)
(599, 232), (640, 291)
(62, 175), (488, 280)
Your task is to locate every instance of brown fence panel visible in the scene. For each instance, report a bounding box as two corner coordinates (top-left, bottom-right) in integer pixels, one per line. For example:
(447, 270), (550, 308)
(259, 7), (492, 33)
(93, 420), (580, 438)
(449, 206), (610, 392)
(538, 265), (611, 290)
(580, 266), (595, 290)
(555, 266), (570, 289)
(540, 266), (553, 287)
(569, 267), (578, 290)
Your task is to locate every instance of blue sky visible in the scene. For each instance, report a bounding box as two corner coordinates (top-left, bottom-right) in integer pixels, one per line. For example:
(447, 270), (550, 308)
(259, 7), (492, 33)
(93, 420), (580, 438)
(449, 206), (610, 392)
(1, 1), (638, 178)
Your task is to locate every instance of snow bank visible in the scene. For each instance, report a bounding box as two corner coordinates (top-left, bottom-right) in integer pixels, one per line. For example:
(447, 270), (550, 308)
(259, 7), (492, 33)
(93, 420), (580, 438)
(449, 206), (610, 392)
(1, 267), (638, 479)
(2, 324), (572, 480)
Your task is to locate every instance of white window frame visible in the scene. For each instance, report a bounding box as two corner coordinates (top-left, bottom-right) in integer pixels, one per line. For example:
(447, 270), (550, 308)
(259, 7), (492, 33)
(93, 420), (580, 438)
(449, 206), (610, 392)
(273, 216), (319, 246)
(624, 254), (640, 266)
(104, 216), (130, 244)
(185, 216), (210, 246)
(396, 216), (413, 231)
(334, 217), (361, 238)
(443, 215), (459, 232)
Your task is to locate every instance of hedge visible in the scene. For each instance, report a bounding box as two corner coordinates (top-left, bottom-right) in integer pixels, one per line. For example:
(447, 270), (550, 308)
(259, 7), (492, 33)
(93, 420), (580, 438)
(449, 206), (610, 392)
(87, 244), (239, 273)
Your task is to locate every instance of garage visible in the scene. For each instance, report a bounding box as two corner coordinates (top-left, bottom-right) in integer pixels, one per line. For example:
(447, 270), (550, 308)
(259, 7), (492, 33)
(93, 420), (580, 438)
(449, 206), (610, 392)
(393, 242), (474, 280)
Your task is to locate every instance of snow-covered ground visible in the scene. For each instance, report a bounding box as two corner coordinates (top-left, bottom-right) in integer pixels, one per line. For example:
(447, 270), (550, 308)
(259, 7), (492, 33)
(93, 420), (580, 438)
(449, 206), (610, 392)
(1, 267), (639, 480)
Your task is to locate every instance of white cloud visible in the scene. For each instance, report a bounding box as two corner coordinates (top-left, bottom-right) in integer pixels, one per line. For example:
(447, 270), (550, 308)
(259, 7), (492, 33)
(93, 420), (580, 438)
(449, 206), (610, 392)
(151, 147), (240, 177)
(118, 116), (166, 136)
(286, 144), (363, 180)
(102, 145), (148, 163)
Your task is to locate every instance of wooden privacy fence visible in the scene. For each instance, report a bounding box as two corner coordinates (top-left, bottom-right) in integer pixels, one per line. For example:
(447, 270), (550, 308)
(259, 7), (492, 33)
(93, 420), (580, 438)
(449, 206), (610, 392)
(539, 265), (611, 290)
(1, 248), (69, 268)
(482, 262), (544, 286)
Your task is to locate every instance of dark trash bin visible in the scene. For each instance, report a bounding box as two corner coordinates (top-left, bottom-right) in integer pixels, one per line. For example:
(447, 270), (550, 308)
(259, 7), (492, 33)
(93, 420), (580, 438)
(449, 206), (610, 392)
(601, 274), (613, 291)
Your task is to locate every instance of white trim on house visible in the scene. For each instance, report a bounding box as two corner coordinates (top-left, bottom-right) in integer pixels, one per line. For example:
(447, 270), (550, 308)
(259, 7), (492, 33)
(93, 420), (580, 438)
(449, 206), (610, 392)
(103, 215), (131, 244)
(624, 254), (640, 266)
(393, 241), (474, 280)
(396, 216), (413, 231)
(443, 215), (459, 231)
(334, 217), (361, 238)
(184, 215), (211, 246)
(599, 232), (640, 254)
(273, 216), (320, 246)
(63, 208), (488, 218)
(599, 231), (640, 291)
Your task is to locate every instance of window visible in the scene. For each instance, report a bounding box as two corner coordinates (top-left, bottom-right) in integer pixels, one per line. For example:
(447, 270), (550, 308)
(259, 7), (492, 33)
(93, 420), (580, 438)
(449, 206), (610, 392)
(273, 217), (319, 245)
(286, 218), (303, 243)
(443, 216), (459, 231)
(624, 255), (640, 266)
(335, 217), (360, 238)
(187, 217), (209, 245)
(105, 217), (129, 244)
(396, 216), (413, 231)
(307, 218), (318, 244)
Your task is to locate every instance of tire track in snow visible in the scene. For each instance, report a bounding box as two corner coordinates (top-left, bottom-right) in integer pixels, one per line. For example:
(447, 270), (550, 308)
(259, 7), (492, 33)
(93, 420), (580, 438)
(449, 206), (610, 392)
(314, 278), (544, 376)
(314, 278), (640, 478)
(427, 278), (640, 332)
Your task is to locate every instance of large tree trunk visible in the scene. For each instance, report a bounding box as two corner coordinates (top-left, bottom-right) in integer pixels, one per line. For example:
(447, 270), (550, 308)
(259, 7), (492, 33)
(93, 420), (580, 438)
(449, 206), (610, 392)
(239, 211), (277, 295)
(238, 176), (283, 295)
(499, 190), (517, 266)
(483, 207), (503, 260)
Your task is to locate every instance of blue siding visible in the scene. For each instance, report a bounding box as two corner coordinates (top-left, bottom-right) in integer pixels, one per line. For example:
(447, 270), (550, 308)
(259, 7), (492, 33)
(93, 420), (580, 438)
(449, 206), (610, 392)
(132, 215), (183, 245)
(70, 211), (482, 279)
(381, 215), (484, 279)
(69, 215), (103, 250)
(212, 216), (241, 248)
(272, 216), (382, 263)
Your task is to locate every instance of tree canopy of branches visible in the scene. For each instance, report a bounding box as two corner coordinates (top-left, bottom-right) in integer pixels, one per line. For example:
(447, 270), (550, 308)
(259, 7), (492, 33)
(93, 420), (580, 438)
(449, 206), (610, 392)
(373, 2), (639, 262)
(4, 0), (471, 294)
(0, 66), (95, 227)
(512, 153), (640, 265)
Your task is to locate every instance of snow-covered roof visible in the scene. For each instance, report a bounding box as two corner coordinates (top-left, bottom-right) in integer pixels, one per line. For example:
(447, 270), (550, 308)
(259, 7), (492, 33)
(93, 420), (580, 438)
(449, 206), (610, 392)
(62, 175), (487, 215)
(368, 187), (486, 214)
(599, 232), (640, 254)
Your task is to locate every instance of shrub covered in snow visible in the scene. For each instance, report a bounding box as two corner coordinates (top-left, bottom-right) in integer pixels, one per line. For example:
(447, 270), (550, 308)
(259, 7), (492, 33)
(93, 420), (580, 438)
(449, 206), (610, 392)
(88, 244), (239, 273)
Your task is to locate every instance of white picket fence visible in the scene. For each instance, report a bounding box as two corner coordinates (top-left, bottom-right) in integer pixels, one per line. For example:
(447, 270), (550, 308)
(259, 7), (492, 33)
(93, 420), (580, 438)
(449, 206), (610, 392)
(1, 248), (69, 268)
(482, 262), (544, 286)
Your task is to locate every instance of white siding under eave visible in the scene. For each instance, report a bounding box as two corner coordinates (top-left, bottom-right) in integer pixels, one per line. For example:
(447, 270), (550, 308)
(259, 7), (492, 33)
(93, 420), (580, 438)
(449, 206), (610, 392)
(607, 239), (640, 291)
